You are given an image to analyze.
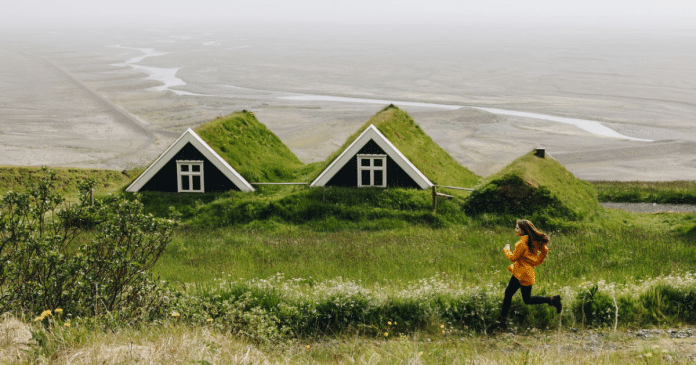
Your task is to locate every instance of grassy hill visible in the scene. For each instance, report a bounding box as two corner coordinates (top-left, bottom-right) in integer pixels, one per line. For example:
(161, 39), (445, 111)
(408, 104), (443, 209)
(309, 105), (481, 190)
(0, 165), (132, 197)
(463, 150), (599, 221)
(195, 111), (310, 182)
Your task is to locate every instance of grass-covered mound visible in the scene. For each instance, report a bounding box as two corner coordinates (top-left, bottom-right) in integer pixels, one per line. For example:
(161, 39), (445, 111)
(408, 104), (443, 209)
(463, 150), (599, 221)
(0, 165), (131, 197)
(195, 111), (311, 182)
(140, 186), (466, 232)
(309, 105), (480, 192)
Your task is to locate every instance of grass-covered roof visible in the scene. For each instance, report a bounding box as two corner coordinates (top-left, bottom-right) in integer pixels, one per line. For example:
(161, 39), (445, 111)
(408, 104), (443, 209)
(463, 150), (599, 221)
(195, 111), (308, 183)
(309, 105), (480, 189)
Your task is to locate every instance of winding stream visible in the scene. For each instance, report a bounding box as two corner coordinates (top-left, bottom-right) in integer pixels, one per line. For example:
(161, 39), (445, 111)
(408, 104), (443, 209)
(111, 46), (654, 142)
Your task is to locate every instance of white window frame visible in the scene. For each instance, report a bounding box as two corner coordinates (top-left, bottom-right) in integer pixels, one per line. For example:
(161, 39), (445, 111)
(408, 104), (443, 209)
(357, 154), (387, 188)
(176, 160), (205, 193)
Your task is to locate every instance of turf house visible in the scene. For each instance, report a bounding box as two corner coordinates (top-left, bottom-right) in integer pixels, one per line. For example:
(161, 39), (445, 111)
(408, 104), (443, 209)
(125, 128), (254, 193)
(310, 124), (433, 189)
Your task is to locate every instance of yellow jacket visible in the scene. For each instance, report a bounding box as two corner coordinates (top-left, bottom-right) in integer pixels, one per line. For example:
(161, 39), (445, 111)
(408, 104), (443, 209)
(503, 236), (549, 286)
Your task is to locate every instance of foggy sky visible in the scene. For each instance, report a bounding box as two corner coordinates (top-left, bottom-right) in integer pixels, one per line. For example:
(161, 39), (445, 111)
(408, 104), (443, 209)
(2, 0), (695, 30)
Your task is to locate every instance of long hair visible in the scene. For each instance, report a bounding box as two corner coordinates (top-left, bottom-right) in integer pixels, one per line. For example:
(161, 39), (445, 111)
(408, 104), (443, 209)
(517, 219), (550, 253)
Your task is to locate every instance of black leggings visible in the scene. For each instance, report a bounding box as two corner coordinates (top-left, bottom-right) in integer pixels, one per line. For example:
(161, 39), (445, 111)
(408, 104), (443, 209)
(500, 275), (550, 318)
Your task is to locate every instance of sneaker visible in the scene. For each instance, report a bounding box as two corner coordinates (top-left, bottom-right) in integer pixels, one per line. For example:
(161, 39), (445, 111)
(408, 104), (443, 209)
(549, 295), (562, 313)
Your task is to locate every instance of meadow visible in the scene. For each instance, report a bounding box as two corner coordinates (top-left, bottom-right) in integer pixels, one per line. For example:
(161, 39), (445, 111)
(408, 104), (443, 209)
(3, 141), (696, 363)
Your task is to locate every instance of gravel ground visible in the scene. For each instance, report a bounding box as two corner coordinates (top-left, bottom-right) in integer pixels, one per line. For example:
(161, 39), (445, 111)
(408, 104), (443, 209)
(486, 326), (696, 363)
(600, 202), (696, 213)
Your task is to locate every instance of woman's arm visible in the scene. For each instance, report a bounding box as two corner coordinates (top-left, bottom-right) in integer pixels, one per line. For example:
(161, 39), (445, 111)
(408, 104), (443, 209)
(533, 244), (550, 266)
(504, 237), (528, 262)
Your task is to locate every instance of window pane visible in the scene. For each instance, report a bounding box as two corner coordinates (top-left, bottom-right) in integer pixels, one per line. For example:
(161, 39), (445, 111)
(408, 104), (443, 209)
(361, 170), (371, 186)
(373, 158), (383, 167)
(374, 170), (383, 186)
(181, 176), (190, 190)
(360, 158), (370, 167)
(180, 164), (189, 172)
(192, 164), (201, 172)
(192, 176), (201, 191)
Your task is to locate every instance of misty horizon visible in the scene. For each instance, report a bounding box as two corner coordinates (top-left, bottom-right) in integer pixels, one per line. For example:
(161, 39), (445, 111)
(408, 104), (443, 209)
(2, 0), (695, 30)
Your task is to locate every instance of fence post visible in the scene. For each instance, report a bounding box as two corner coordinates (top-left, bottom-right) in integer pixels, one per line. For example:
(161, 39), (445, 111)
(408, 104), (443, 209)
(432, 185), (437, 213)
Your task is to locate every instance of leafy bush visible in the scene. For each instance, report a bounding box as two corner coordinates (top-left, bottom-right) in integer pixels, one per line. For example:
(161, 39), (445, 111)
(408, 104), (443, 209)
(573, 283), (616, 328)
(0, 168), (174, 320)
(463, 174), (574, 220)
(640, 284), (696, 324)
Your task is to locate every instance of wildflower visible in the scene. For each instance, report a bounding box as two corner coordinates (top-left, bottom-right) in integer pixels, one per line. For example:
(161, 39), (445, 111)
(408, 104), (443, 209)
(41, 310), (52, 317)
(440, 324), (445, 328)
(171, 311), (180, 317)
(653, 345), (660, 349)
(306, 345), (310, 349)
(384, 332), (389, 337)
(55, 308), (63, 314)
(64, 322), (70, 327)
(33, 316), (44, 322)
(394, 321), (397, 325)
(388, 321), (392, 326)
(645, 353), (652, 357)
(207, 318), (213, 323)
(419, 351), (423, 356)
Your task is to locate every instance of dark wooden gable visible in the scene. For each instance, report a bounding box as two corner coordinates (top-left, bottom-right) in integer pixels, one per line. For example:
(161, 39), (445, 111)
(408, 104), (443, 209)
(140, 142), (242, 192)
(325, 139), (420, 188)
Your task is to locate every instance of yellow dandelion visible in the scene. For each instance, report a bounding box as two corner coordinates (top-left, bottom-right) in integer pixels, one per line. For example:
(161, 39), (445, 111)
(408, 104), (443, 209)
(41, 310), (52, 317)
(55, 308), (63, 314)
(207, 318), (213, 323)
(384, 332), (389, 337)
(33, 316), (44, 322)
(171, 311), (180, 317)
(63, 322), (70, 327)
(419, 351), (423, 356)
(306, 345), (310, 349)
(645, 353), (652, 357)
(388, 321), (392, 326)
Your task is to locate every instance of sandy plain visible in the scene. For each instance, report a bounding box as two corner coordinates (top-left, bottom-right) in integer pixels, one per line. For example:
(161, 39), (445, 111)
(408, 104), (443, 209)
(1, 25), (695, 181)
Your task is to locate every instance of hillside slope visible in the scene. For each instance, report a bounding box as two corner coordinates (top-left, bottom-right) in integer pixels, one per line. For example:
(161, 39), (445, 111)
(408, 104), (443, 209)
(0, 166), (131, 197)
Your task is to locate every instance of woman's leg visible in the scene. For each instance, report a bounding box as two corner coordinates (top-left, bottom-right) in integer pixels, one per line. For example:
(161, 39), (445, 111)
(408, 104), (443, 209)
(519, 285), (551, 305)
(500, 275), (521, 318)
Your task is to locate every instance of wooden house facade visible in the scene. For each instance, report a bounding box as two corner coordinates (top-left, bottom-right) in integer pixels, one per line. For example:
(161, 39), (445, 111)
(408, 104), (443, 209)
(126, 129), (254, 193)
(310, 125), (432, 189)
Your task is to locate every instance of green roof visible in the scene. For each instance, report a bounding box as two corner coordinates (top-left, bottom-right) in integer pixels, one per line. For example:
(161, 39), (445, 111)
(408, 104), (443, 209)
(464, 150), (599, 219)
(309, 105), (480, 188)
(195, 111), (306, 183)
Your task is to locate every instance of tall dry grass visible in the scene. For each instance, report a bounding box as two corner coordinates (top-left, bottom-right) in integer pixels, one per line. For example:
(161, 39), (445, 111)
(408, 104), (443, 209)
(4, 315), (692, 364)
